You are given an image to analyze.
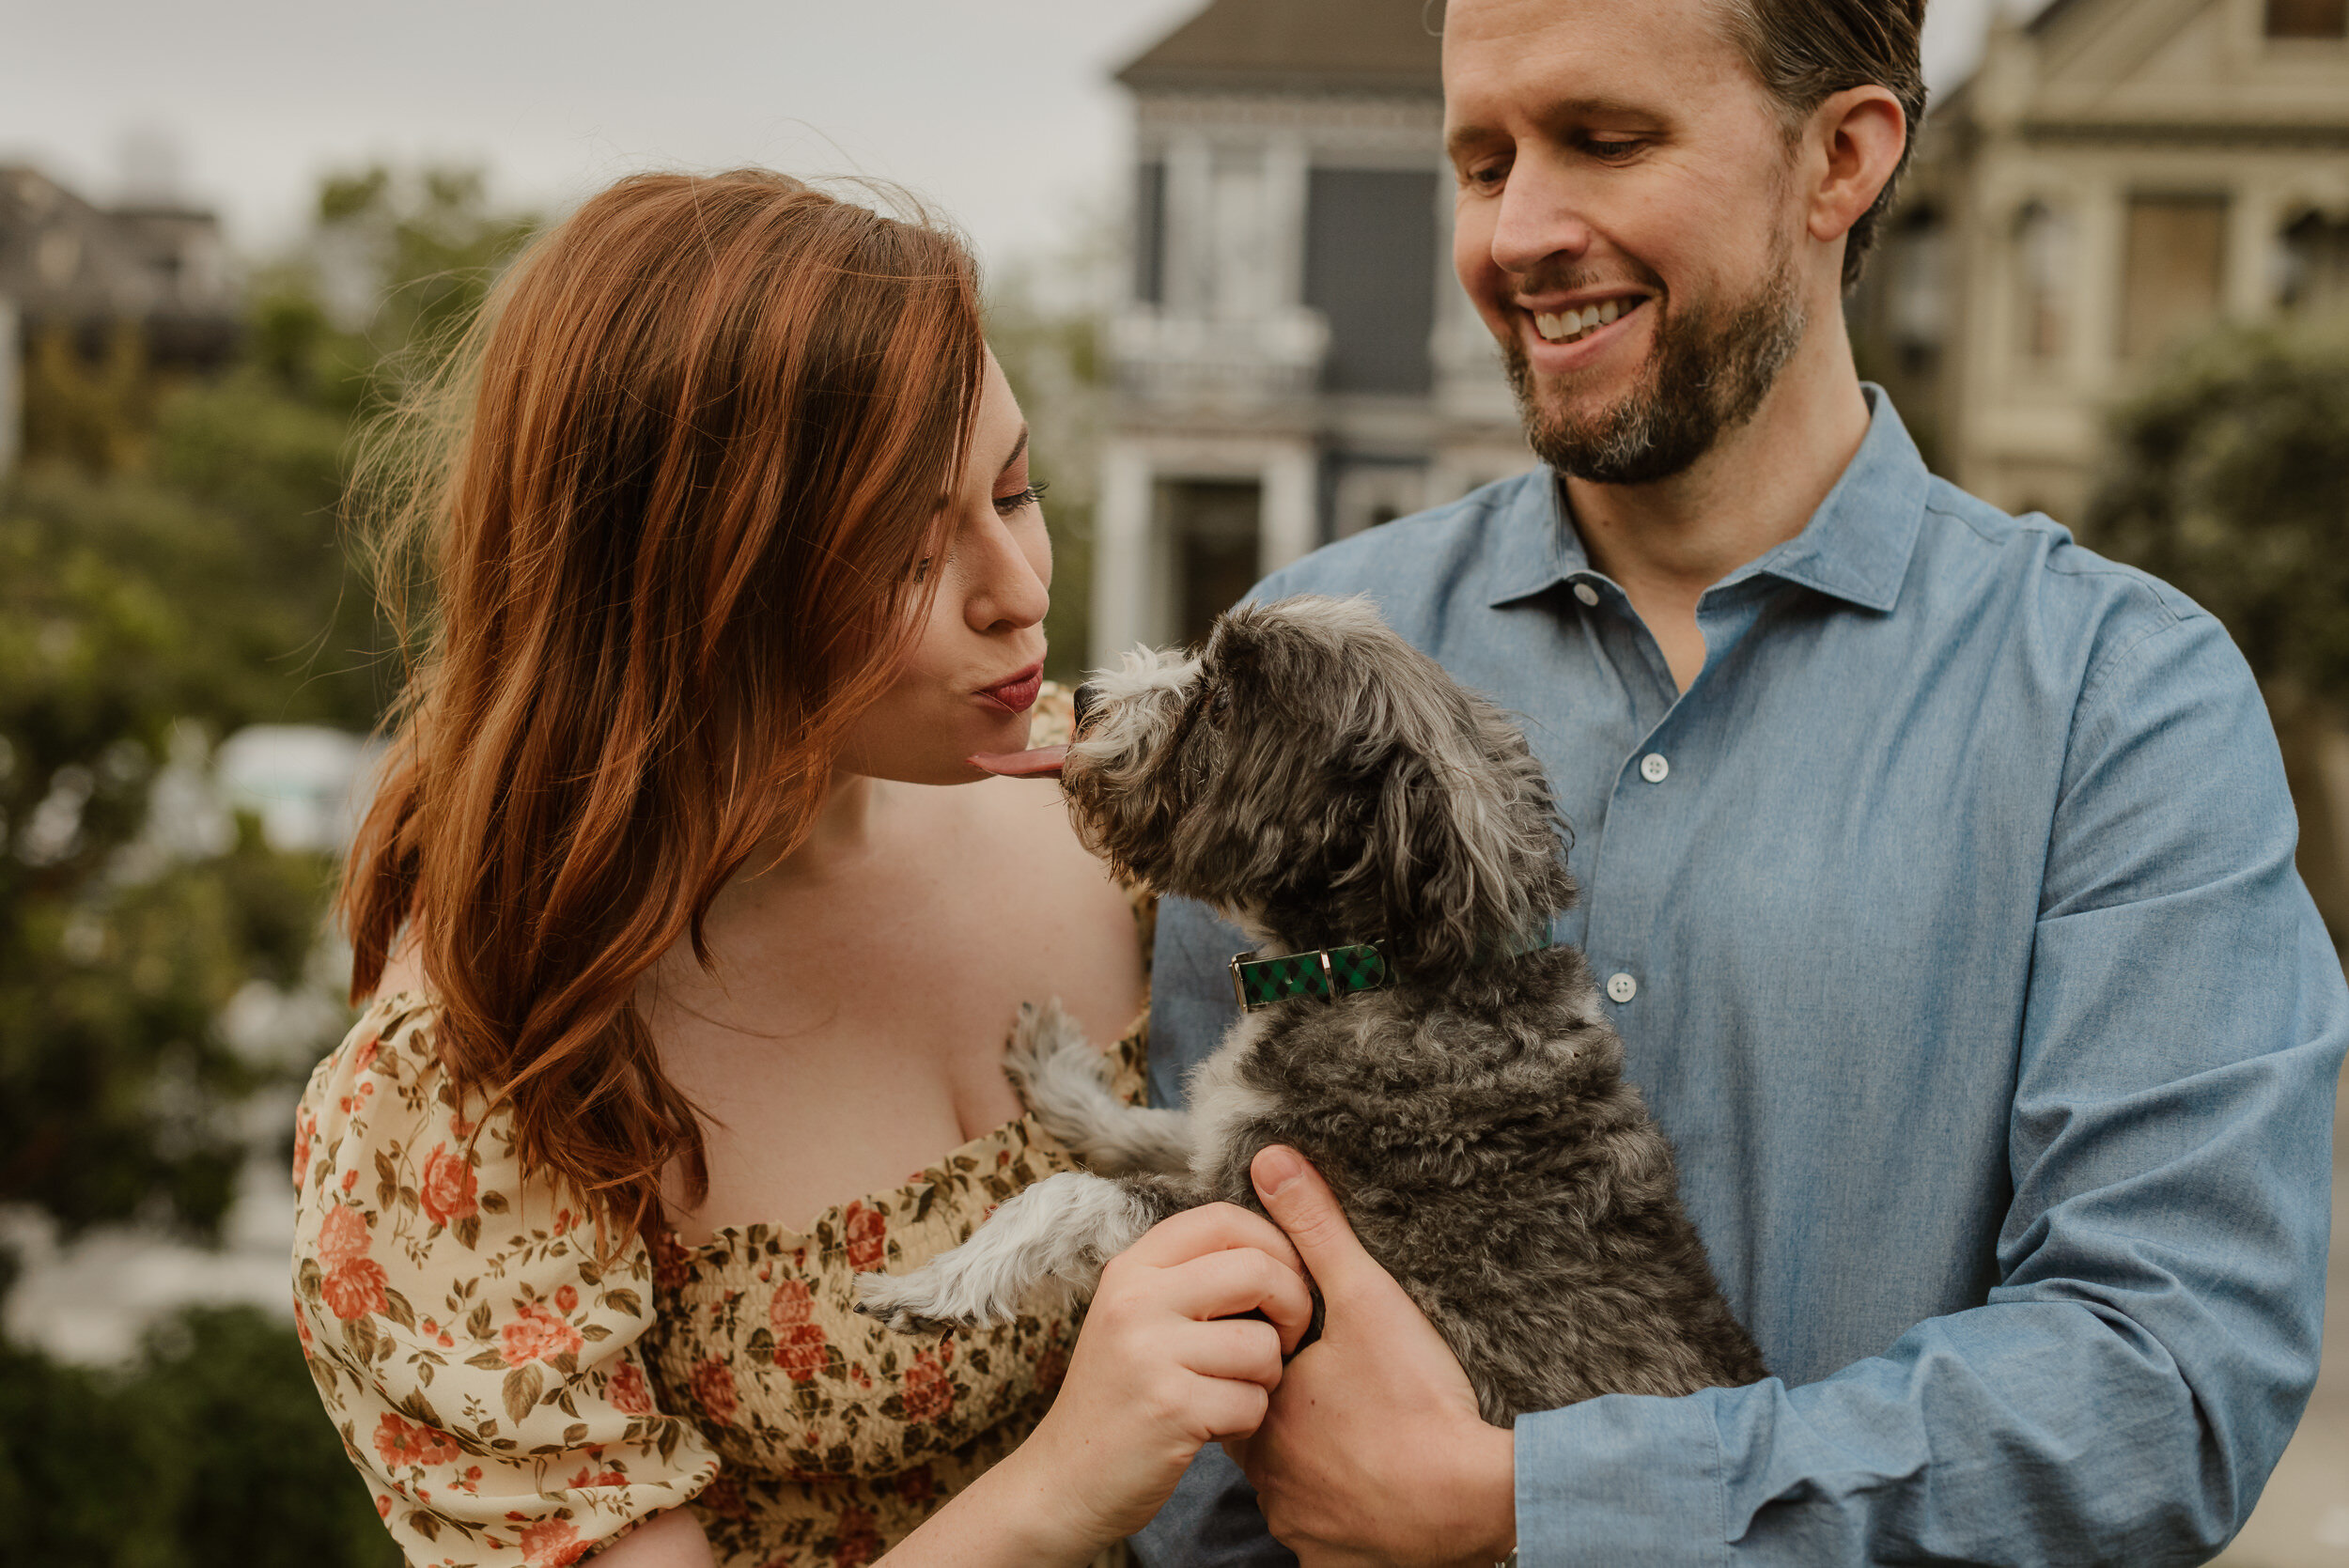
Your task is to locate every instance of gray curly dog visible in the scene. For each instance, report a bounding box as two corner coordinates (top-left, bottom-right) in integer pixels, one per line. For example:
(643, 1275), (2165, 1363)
(855, 594), (1766, 1425)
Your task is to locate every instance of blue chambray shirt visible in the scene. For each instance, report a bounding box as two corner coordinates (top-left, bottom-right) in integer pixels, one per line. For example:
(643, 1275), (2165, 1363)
(1133, 390), (2346, 1566)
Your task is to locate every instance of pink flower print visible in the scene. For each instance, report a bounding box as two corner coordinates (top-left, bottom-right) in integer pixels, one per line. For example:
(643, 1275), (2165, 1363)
(691, 1356), (739, 1425)
(901, 1349), (953, 1424)
(842, 1202), (886, 1272)
(499, 1300), (584, 1366)
(553, 1283), (578, 1313)
(518, 1518), (588, 1567)
(352, 1032), (381, 1075)
(770, 1279), (829, 1383)
(317, 1205), (388, 1321)
(568, 1462), (627, 1489)
(418, 1142), (478, 1227)
(833, 1505), (882, 1566)
(290, 1109), (317, 1191)
(373, 1411), (461, 1468)
(606, 1360), (654, 1417)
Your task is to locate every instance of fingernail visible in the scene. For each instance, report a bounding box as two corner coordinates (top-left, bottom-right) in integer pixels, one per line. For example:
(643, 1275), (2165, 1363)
(1253, 1144), (1306, 1200)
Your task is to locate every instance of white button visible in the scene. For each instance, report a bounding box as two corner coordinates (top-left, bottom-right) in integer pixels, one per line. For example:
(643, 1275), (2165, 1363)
(1573, 582), (1600, 607)
(1606, 972), (1639, 1003)
(1640, 753), (1670, 784)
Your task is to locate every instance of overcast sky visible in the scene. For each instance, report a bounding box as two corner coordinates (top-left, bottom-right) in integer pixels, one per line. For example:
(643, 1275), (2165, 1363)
(2, 0), (2018, 278)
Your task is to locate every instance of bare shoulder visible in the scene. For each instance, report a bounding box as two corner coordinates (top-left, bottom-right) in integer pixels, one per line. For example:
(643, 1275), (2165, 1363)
(966, 775), (1120, 902)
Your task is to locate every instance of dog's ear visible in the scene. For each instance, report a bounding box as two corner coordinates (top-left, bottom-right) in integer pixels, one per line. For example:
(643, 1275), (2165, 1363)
(1359, 672), (1570, 975)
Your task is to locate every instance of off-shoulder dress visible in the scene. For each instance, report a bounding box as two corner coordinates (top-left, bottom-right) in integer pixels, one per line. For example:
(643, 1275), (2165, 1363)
(290, 691), (1152, 1567)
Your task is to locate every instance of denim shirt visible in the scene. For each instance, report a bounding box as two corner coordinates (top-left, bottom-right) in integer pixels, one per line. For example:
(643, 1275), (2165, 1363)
(1134, 390), (2346, 1567)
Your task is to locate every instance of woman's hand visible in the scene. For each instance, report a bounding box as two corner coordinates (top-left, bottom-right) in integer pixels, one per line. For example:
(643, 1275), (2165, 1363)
(980, 1202), (1315, 1559)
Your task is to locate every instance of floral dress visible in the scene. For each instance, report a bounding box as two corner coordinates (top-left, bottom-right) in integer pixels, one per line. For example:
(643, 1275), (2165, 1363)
(289, 697), (1154, 1567)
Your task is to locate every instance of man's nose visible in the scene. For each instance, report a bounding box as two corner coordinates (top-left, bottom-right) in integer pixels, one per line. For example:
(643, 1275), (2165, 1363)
(1489, 159), (1596, 280)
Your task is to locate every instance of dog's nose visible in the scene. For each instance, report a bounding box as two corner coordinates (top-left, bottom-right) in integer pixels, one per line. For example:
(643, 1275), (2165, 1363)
(1072, 681), (1099, 735)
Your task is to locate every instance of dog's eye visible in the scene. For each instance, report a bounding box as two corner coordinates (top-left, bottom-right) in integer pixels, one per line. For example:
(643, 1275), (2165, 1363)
(1209, 684), (1230, 721)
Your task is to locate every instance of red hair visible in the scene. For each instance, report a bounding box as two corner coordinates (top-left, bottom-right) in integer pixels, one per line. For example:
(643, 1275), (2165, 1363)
(340, 170), (986, 1253)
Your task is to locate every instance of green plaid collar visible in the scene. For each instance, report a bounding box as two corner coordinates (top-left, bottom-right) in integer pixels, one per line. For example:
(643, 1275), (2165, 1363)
(1229, 942), (1390, 1011)
(1227, 924), (1556, 1012)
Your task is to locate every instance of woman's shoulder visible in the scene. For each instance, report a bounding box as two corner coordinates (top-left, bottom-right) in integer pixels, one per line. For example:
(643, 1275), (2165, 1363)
(291, 996), (717, 1564)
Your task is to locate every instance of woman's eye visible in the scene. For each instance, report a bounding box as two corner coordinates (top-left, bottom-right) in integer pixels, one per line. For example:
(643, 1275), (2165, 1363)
(911, 557), (932, 584)
(993, 480), (1049, 518)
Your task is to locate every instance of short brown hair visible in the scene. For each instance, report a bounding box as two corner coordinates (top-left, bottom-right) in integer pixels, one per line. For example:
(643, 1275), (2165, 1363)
(1719, 0), (1929, 289)
(341, 170), (985, 1255)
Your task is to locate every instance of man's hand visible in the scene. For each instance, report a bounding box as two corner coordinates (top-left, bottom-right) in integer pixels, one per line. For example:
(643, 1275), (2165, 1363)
(1225, 1145), (1517, 1567)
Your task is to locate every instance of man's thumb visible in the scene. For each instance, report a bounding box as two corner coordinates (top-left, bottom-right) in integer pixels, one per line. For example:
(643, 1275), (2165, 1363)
(1252, 1144), (1369, 1289)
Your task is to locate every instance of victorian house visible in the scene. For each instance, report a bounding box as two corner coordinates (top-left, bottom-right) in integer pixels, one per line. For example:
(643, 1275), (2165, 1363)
(1089, 0), (1530, 662)
(1849, 0), (2349, 520)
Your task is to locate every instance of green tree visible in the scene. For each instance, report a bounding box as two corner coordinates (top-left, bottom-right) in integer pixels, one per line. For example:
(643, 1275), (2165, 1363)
(1, 163), (538, 1250)
(2084, 325), (2349, 933)
(0, 1305), (398, 1567)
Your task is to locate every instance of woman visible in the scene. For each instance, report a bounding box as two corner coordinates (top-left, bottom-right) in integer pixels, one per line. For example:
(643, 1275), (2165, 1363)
(290, 168), (1310, 1567)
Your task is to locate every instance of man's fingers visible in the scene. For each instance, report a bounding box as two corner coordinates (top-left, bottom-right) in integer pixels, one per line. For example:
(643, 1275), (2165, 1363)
(1252, 1145), (1378, 1297)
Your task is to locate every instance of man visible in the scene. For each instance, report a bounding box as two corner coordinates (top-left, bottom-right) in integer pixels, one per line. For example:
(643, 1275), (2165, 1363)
(1131, 0), (2348, 1563)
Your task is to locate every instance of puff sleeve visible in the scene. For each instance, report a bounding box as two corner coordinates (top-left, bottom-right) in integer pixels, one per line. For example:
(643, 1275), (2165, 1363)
(291, 997), (719, 1567)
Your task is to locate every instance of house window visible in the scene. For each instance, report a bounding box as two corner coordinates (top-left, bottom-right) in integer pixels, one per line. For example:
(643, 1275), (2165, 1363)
(1134, 162), (1166, 306)
(2280, 210), (2349, 317)
(2014, 202), (2074, 363)
(2121, 194), (2228, 361)
(1303, 168), (1439, 395)
(2266, 0), (2348, 39)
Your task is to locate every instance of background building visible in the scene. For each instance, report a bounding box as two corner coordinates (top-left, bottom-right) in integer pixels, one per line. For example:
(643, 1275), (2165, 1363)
(1090, 0), (1530, 662)
(1850, 0), (2349, 519)
(0, 163), (240, 371)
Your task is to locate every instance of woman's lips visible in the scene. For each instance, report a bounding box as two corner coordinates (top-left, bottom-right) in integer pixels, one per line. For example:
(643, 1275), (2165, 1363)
(975, 665), (1043, 715)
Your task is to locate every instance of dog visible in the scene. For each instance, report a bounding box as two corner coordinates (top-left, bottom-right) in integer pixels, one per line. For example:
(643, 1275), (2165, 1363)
(855, 595), (1766, 1424)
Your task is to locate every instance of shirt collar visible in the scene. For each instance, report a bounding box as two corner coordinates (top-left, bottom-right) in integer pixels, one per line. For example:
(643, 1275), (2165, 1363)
(1487, 385), (1929, 614)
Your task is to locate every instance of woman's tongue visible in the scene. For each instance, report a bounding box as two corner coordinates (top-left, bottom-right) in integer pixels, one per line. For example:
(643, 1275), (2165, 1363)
(969, 745), (1066, 779)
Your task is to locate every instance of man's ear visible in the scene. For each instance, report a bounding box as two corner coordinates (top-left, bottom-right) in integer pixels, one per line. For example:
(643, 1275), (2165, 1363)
(1805, 85), (1906, 250)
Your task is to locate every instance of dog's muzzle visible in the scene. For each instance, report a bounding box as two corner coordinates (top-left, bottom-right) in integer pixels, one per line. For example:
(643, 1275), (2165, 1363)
(1071, 680), (1099, 737)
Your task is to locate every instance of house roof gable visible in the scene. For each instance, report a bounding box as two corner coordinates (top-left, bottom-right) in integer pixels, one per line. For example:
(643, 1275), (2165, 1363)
(1117, 0), (1443, 95)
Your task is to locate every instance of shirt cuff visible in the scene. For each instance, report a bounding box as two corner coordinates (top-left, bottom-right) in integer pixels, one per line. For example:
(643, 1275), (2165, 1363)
(1515, 1392), (1726, 1568)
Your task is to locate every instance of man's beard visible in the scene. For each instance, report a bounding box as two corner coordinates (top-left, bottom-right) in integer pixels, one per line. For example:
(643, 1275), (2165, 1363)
(1504, 241), (1807, 487)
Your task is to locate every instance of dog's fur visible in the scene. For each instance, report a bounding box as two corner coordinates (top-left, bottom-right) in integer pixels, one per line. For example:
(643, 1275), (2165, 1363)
(856, 595), (1766, 1424)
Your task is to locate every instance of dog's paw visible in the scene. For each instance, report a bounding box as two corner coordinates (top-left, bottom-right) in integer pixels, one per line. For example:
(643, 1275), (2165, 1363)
(1004, 997), (1104, 1103)
(853, 1269), (977, 1337)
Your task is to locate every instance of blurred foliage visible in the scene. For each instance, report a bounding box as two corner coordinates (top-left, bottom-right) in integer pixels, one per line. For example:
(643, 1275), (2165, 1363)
(2084, 324), (2349, 935)
(1, 163), (537, 1247)
(0, 1304), (397, 1568)
(2086, 326), (2349, 696)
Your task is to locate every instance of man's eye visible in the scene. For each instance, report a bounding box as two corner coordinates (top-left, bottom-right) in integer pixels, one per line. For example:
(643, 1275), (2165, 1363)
(1585, 138), (1645, 161)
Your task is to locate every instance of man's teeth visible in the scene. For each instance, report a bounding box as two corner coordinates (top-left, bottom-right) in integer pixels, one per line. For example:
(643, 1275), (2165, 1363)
(1532, 299), (1631, 344)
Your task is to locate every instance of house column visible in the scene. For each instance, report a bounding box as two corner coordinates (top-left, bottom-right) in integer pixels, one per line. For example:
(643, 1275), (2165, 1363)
(2226, 179), (2287, 318)
(1259, 441), (1319, 577)
(1092, 439), (1156, 667)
